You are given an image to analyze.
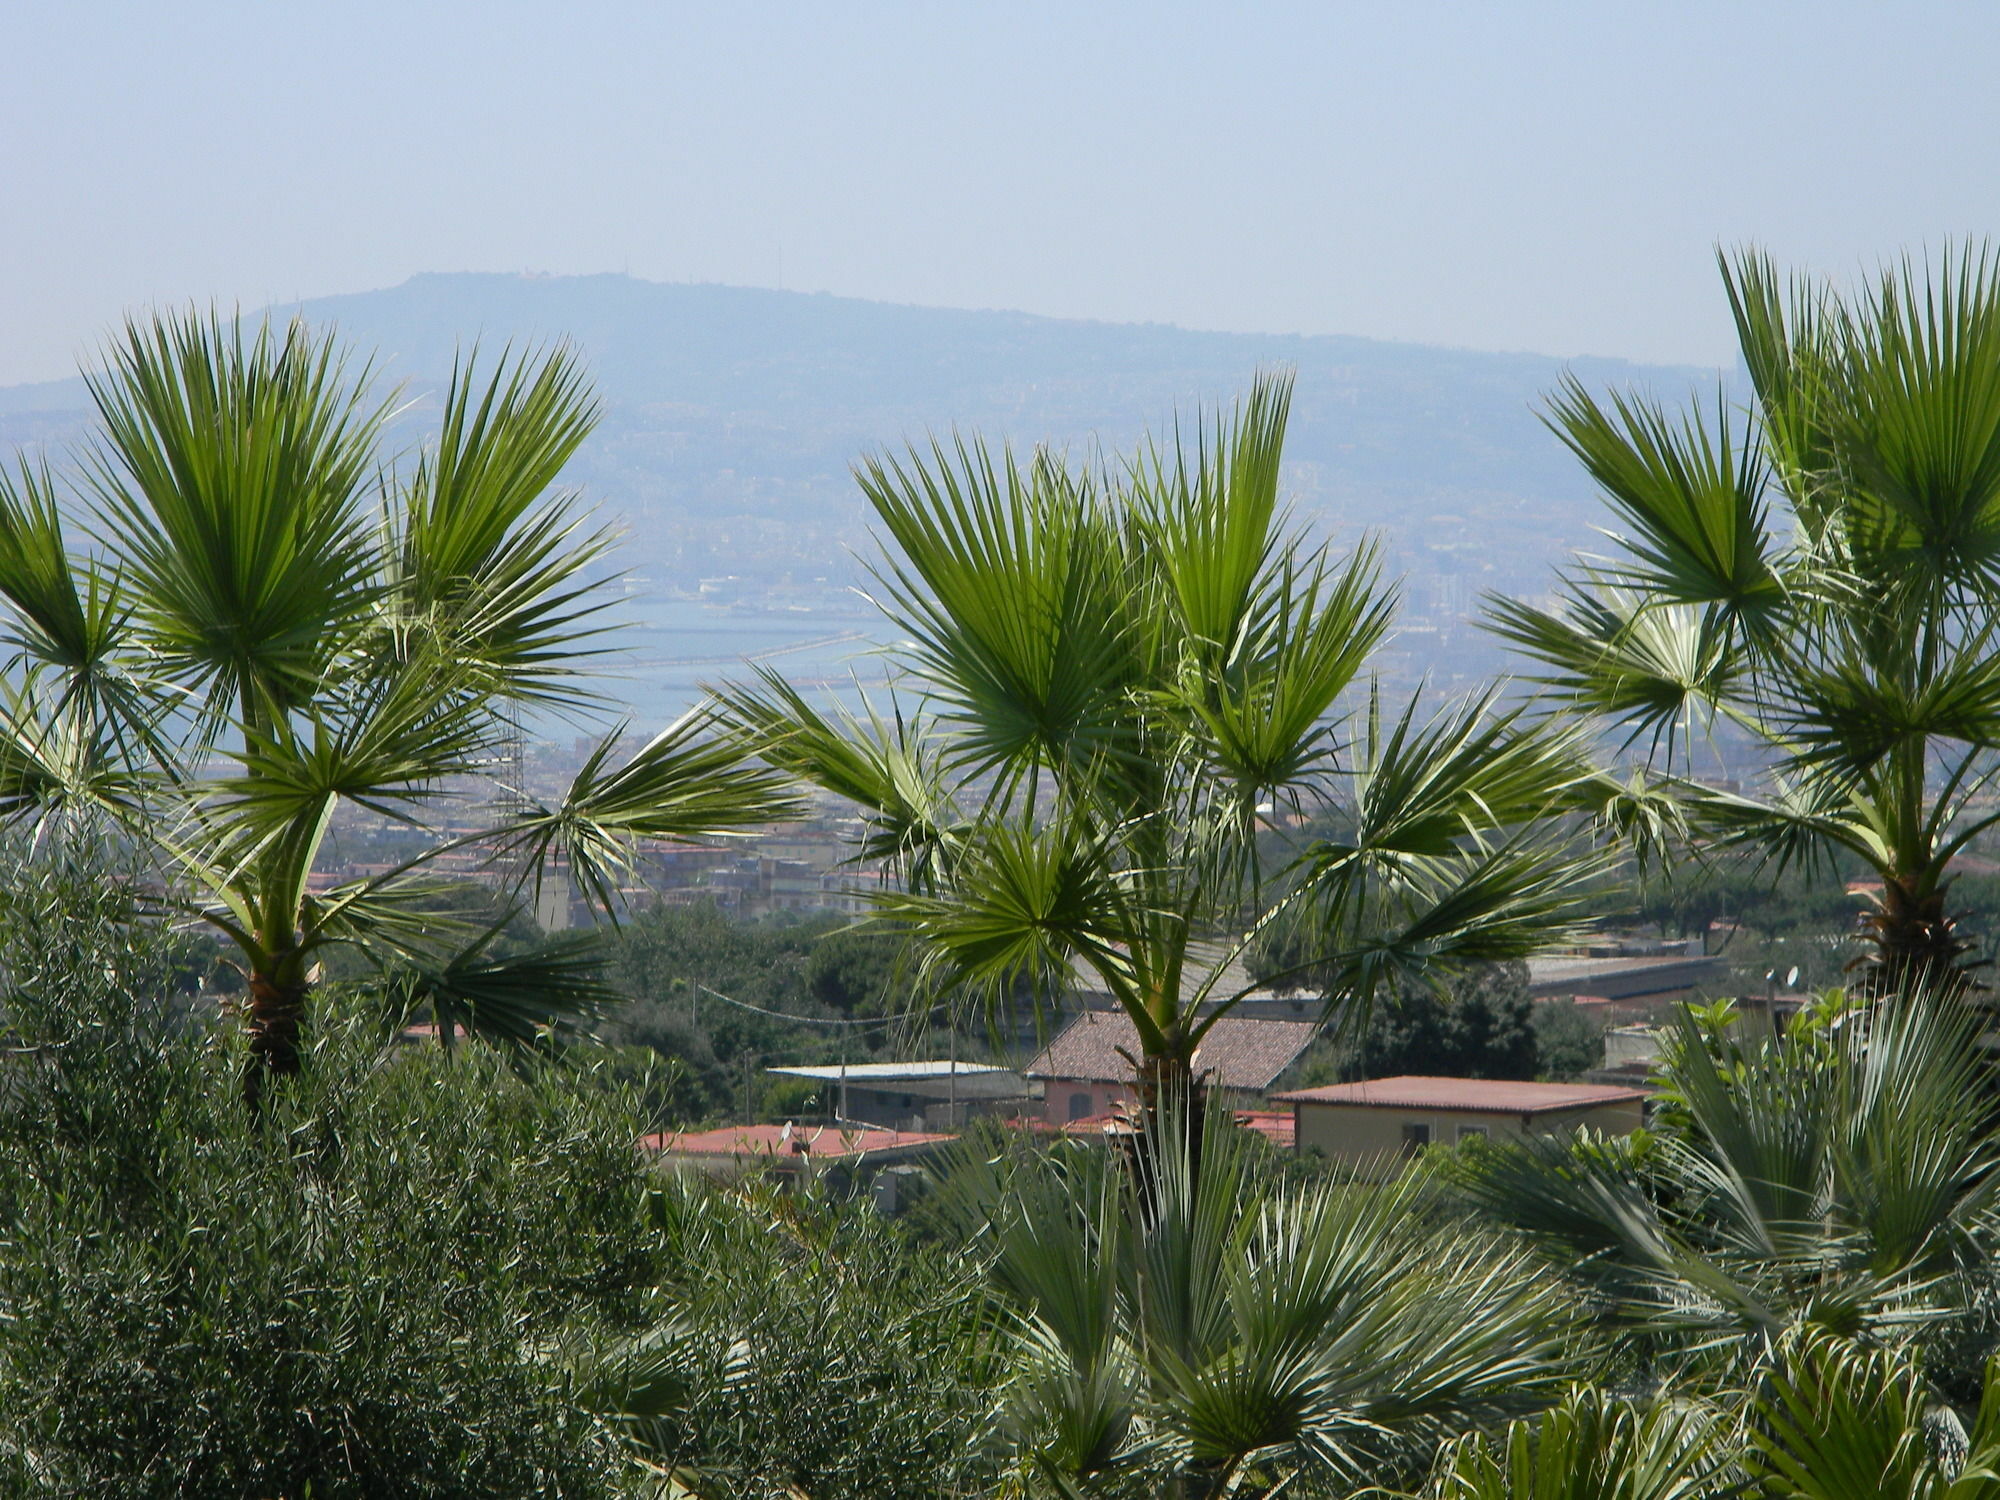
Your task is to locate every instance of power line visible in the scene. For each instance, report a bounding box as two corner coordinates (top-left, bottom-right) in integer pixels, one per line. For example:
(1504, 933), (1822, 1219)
(690, 982), (894, 1030)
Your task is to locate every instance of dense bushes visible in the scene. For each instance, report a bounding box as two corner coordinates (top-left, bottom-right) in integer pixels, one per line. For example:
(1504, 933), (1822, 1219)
(625, 1178), (1005, 1498)
(0, 862), (660, 1497)
(0, 857), (1005, 1498)
(10, 855), (2000, 1497)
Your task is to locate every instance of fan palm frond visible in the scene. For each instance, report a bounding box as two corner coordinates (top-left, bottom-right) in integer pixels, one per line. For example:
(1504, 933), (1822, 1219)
(391, 343), (616, 710)
(83, 308), (390, 730)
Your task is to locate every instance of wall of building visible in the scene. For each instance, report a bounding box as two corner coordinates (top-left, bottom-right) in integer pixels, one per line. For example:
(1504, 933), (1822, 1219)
(838, 1085), (1030, 1132)
(1040, 1079), (1131, 1124)
(1294, 1098), (1643, 1175)
(1036, 1079), (1278, 1126)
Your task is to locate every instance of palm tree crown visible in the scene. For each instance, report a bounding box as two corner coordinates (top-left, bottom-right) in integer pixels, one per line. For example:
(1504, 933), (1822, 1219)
(0, 310), (794, 1101)
(725, 373), (1598, 1110)
(1491, 246), (2000, 996)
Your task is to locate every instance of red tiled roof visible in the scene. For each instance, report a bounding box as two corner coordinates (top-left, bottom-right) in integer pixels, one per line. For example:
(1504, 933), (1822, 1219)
(1061, 1111), (1134, 1137)
(1025, 1012), (1320, 1091)
(641, 1124), (954, 1159)
(1271, 1075), (1647, 1116)
(1233, 1110), (1296, 1148)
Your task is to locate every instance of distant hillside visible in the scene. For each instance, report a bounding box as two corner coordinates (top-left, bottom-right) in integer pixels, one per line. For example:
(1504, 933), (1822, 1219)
(0, 274), (1718, 684)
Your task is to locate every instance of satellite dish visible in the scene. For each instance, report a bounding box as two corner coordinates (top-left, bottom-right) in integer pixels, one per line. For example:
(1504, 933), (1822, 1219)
(1786, 967), (1800, 989)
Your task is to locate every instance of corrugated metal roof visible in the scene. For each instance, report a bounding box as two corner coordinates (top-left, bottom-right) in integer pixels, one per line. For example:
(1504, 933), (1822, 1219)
(1526, 952), (1722, 999)
(766, 1061), (1012, 1082)
(1272, 1075), (1647, 1115)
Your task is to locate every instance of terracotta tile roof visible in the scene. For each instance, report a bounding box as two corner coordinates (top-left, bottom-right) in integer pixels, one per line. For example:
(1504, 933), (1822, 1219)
(1025, 1012), (1320, 1091)
(1233, 1109), (1296, 1148)
(1271, 1075), (1647, 1116)
(640, 1124), (954, 1159)
(1020, 1108), (1295, 1147)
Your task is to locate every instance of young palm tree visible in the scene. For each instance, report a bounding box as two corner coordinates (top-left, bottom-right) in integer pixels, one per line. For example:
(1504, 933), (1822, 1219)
(1430, 1334), (2000, 1500)
(1453, 993), (2000, 1375)
(1489, 246), (2000, 997)
(934, 1109), (1581, 1497)
(0, 311), (793, 1103)
(723, 374), (1598, 1123)
(1426, 1386), (1728, 1500)
(1744, 1329), (2000, 1500)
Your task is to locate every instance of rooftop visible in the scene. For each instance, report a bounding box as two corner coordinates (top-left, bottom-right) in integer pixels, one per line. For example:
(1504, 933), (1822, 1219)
(766, 1061), (1011, 1082)
(1272, 1075), (1648, 1116)
(1069, 944), (1307, 1006)
(1009, 1108), (1295, 1147)
(1026, 1012), (1320, 1091)
(641, 1124), (955, 1159)
(1233, 1109), (1297, 1148)
(1526, 952), (1722, 999)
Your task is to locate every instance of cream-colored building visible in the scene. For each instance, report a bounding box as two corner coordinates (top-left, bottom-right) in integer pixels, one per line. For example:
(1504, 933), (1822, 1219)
(1273, 1075), (1646, 1176)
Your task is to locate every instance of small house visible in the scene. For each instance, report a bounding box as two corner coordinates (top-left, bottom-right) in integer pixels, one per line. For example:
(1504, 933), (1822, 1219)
(1272, 1075), (1647, 1176)
(1025, 1012), (1321, 1125)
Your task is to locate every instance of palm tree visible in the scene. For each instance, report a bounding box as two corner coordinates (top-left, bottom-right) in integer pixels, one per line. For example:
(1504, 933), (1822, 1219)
(1743, 1329), (2000, 1500)
(1489, 245), (2000, 998)
(1425, 1386), (1727, 1500)
(1453, 992), (2000, 1376)
(723, 374), (1598, 1124)
(1430, 1333), (2000, 1500)
(932, 1108), (1581, 1497)
(0, 310), (794, 1103)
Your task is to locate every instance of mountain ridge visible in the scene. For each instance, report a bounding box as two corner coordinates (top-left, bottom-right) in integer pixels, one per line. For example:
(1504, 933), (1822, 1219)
(0, 274), (1718, 678)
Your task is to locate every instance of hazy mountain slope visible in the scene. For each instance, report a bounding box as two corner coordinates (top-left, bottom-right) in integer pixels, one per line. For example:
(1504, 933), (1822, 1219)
(0, 274), (1715, 660)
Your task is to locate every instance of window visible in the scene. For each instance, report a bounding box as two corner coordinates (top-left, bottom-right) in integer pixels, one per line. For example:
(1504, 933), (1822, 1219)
(1068, 1092), (1094, 1121)
(1456, 1123), (1489, 1143)
(1400, 1122), (1432, 1156)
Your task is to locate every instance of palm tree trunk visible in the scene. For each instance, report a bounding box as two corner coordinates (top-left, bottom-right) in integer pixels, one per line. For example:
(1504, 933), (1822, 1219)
(242, 967), (307, 1112)
(1858, 875), (1971, 1002)
(1132, 1045), (1208, 1206)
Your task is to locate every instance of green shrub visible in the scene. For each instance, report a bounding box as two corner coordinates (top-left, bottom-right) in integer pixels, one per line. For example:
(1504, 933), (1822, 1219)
(0, 858), (662, 1498)
(617, 1176), (1006, 1500)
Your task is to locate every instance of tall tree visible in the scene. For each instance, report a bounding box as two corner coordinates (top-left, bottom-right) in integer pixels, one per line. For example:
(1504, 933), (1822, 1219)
(1491, 246), (2000, 998)
(723, 374), (1598, 1121)
(0, 311), (793, 1103)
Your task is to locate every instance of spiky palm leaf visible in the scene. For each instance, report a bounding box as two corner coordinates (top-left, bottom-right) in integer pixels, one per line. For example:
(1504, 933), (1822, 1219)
(0, 309), (792, 1093)
(376, 926), (624, 1052)
(1427, 1386), (1731, 1500)
(1745, 1328), (2000, 1500)
(1491, 244), (2000, 993)
(724, 373), (1600, 1113)
(940, 1104), (1582, 1495)
(1454, 991), (1999, 1374)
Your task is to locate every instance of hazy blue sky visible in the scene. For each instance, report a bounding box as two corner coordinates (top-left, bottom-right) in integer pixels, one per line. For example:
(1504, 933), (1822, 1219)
(3, 2), (1995, 385)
